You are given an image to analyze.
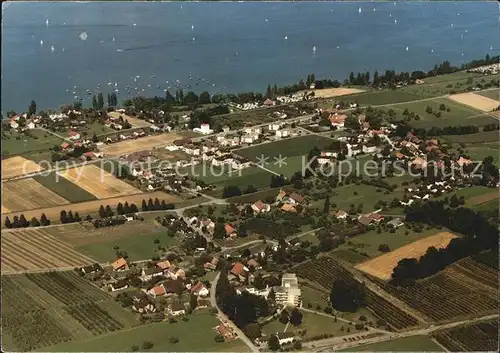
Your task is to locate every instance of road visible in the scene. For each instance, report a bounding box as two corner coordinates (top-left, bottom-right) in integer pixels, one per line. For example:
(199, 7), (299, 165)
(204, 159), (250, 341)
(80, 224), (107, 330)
(209, 272), (260, 352)
(310, 313), (499, 351)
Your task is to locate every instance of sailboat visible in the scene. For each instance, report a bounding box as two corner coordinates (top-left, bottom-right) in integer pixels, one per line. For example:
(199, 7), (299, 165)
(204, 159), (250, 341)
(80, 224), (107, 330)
(112, 36), (115, 42)
(40, 40), (44, 46)
(46, 19), (49, 26)
(313, 46), (317, 53)
(50, 45), (55, 52)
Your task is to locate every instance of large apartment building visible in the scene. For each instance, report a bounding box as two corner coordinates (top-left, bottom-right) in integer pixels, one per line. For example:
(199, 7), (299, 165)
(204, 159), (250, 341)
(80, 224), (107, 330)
(274, 273), (302, 307)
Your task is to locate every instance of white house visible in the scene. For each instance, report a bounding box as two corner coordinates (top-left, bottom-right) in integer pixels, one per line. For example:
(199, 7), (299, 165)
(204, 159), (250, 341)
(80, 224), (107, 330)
(140, 267), (164, 282)
(277, 332), (296, 345)
(362, 145), (377, 154)
(169, 303), (186, 316)
(109, 280), (129, 292)
(193, 123), (213, 135)
(268, 123), (282, 131)
(190, 282), (209, 297)
(242, 133), (259, 144)
(243, 127), (262, 135)
(276, 129), (290, 138)
(147, 284), (167, 298)
(251, 200), (271, 214)
(26, 121), (36, 129)
(68, 131), (81, 140)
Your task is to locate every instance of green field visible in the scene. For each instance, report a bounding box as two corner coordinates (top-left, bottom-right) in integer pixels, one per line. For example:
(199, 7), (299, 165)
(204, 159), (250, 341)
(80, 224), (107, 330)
(2, 129), (63, 156)
(340, 335), (445, 352)
(39, 312), (249, 352)
(335, 227), (439, 261)
(33, 172), (98, 203)
(475, 89), (499, 101)
(236, 135), (334, 160)
(226, 187), (286, 204)
(336, 90), (422, 106)
(386, 98), (489, 128)
(77, 226), (180, 262)
(460, 144), (499, 161)
(310, 182), (405, 215)
(441, 130), (499, 143)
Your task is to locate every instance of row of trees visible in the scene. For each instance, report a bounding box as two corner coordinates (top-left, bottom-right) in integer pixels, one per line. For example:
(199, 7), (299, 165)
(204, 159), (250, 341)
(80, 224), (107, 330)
(391, 201), (498, 285)
(60, 210), (82, 224)
(140, 198), (176, 212)
(4, 213), (50, 228)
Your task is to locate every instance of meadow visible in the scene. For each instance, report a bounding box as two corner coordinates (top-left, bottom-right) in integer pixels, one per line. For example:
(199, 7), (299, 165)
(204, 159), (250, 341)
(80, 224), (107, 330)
(33, 172), (98, 203)
(476, 89), (499, 101)
(441, 130), (499, 143)
(39, 312), (248, 352)
(2, 129), (64, 156)
(326, 90), (422, 107)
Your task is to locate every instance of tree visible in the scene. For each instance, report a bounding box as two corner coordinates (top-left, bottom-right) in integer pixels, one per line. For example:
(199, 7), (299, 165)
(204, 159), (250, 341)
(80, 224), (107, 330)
(190, 294), (198, 310)
(169, 336), (179, 344)
(266, 84), (273, 99)
(19, 214), (29, 227)
(279, 309), (289, 324)
(147, 198), (155, 211)
(99, 205), (106, 218)
(60, 210), (68, 224)
(92, 133), (98, 143)
(199, 91), (211, 105)
(92, 95), (98, 110)
(117, 202), (124, 215)
(131, 345), (139, 351)
(330, 279), (366, 312)
(268, 334), (280, 351)
(142, 341), (154, 349)
(28, 100), (37, 117)
(214, 334), (225, 343)
(40, 213), (49, 226)
(244, 323), (262, 340)
(5, 217), (12, 228)
(141, 199), (148, 212)
(252, 273), (265, 290)
(378, 244), (390, 253)
(323, 196), (330, 214)
(105, 205), (113, 217)
(214, 222), (226, 239)
(30, 217), (40, 227)
(97, 92), (104, 110)
(289, 308), (303, 326)
(223, 185), (242, 198)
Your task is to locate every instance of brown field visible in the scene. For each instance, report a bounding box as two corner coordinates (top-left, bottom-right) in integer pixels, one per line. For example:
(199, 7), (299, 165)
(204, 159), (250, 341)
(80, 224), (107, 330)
(1, 227), (97, 274)
(2, 178), (70, 212)
(58, 164), (141, 199)
(467, 189), (499, 206)
(108, 111), (152, 127)
(447, 92), (499, 112)
(2, 190), (181, 222)
(1, 156), (43, 180)
(303, 87), (365, 99)
(99, 133), (182, 156)
(356, 232), (458, 280)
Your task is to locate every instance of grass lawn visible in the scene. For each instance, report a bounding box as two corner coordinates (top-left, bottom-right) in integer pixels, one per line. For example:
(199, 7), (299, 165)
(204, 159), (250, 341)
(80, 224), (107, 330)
(183, 164), (274, 197)
(2, 129), (63, 156)
(227, 187), (287, 204)
(401, 72), (488, 98)
(441, 130), (499, 143)
(336, 227), (439, 261)
(334, 90), (422, 106)
(442, 186), (496, 203)
(261, 319), (287, 335)
(76, 226), (180, 262)
(236, 135), (334, 160)
(33, 172), (98, 203)
(310, 182), (405, 215)
(386, 98), (488, 128)
(475, 89), (499, 101)
(461, 144), (500, 161)
(300, 286), (330, 310)
(81, 122), (114, 136)
(331, 249), (370, 264)
(340, 335), (444, 352)
(39, 312), (248, 352)
(472, 199), (498, 212)
(289, 310), (350, 339)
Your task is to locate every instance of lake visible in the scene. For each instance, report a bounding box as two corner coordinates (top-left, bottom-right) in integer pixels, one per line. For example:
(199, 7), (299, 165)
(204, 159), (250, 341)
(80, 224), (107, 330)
(1, 1), (497, 112)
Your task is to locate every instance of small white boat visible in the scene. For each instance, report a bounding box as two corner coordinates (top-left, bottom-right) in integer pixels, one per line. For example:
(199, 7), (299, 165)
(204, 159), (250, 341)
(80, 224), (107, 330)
(358, 7), (362, 13)
(284, 36), (288, 40)
(50, 45), (55, 52)
(46, 19), (49, 26)
(40, 40), (44, 46)
(312, 46), (317, 52)
(405, 46), (409, 52)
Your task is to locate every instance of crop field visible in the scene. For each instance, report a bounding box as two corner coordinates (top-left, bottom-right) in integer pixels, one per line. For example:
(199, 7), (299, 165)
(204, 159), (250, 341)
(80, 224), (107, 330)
(448, 92), (499, 112)
(333, 90), (422, 106)
(58, 164), (141, 199)
(2, 178), (70, 213)
(33, 171), (99, 203)
(2, 156), (43, 179)
(341, 335), (445, 352)
(386, 98), (490, 128)
(476, 89), (499, 101)
(385, 257), (499, 322)
(295, 256), (419, 330)
(1, 228), (97, 274)
(108, 111), (152, 127)
(305, 87), (365, 98)
(1, 190), (181, 222)
(2, 272), (137, 351)
(99, 132), (182, 156)
(2, 129), (64, 156)
(355, 232), (457, 280)
(434, 320), (498, 352)
(466, 189), (499, 206)
(336, 227), (439, 261)
(40, 312), (247, 352)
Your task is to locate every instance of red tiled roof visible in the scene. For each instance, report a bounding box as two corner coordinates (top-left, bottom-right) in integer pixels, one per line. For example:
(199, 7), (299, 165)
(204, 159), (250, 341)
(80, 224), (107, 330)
(231, 262), (245, 276)
(225, 224), (236, 235)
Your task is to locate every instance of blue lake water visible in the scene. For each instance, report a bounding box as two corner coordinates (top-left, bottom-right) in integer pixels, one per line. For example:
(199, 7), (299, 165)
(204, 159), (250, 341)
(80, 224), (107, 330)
(1, 1), (498, 113)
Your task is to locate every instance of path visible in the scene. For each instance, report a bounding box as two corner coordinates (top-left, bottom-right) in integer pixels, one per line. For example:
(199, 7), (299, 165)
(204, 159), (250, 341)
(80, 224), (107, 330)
(210, 272), (260, 352)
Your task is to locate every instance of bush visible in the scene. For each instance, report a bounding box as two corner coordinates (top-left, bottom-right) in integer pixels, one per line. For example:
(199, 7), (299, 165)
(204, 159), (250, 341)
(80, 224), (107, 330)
(142, 341), (154, 350)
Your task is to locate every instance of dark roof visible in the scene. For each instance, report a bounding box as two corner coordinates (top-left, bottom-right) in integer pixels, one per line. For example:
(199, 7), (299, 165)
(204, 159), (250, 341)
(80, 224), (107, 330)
(171, 302), (185, 311)
(82, 263), (102, 273)
(144, 267), (163, 275)
(289, 192), (305, 203)
(134, 299), (152, 309)
(164, 279), (184, 293)
(113, 279), (128, 288)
